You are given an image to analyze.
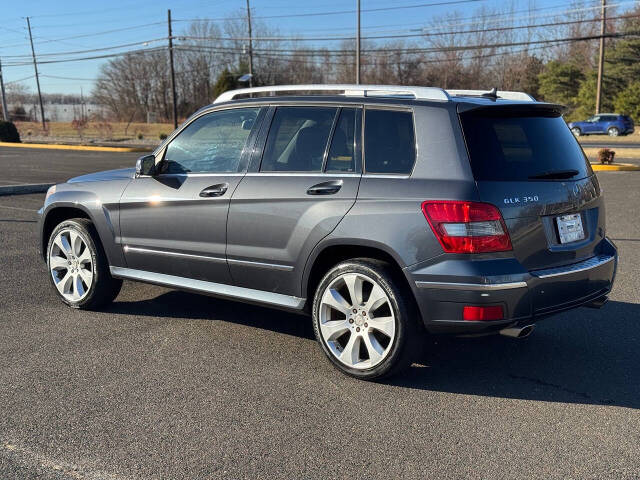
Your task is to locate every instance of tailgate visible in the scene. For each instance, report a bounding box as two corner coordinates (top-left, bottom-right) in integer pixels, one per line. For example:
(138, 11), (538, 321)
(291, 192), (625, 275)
(459, 104), (606, 272)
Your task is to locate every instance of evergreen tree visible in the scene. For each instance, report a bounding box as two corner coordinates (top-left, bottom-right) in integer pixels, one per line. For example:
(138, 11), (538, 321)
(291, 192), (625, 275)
(614, 81), (640, 122)
(212, 68), (238, 99)
(537, 61), (584, 115)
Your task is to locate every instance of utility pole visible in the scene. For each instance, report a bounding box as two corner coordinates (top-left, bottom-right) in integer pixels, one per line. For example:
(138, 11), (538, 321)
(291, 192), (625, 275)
(26, 17), (46, 130)
(356, 0), (361, 84)
(246, 0), (254, 88)
(0, 59), (8, 122)
(595, 0), (606, 114)
(167, 9), (178, 129)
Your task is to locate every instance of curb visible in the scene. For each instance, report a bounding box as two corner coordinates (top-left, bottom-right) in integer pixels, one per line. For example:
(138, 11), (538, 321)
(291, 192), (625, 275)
(0, 183), (54, 196)
(590, 163), (640, 171)
(0, 142), (151, 153)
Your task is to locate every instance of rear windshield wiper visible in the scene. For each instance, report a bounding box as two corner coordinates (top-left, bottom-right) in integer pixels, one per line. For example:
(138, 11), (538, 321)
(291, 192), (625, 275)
(528, 169), (579, 180)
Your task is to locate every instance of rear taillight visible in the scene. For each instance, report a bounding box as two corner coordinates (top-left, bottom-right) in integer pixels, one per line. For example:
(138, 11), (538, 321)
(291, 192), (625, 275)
(421, 201), (512, 253)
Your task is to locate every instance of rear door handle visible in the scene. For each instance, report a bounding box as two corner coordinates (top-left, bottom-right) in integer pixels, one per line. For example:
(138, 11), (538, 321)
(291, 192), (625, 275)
(199, 183), (229, 197)
(306, 180), (343, 195)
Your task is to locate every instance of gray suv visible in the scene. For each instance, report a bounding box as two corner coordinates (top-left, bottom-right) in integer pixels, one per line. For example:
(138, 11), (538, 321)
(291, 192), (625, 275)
(38, 85), (617, 379)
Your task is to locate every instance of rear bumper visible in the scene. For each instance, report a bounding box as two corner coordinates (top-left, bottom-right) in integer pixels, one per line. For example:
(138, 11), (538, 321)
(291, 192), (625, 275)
(405, 238), (617, 335)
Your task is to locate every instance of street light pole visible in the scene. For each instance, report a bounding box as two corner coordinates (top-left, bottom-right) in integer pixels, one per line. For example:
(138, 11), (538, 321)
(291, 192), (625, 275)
(356, 0), (361, 84)
(0, 59), (9, 122)
(26, 17), (46, 130)
(246, 0), (254, 88)
(168, 9), (178, 129)
(595, 0), (606, 114)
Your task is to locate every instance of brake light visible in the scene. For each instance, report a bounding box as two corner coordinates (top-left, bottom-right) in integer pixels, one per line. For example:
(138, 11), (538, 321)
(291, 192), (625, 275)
(421, 201), (512, 253)
(463, 305), (504, 321)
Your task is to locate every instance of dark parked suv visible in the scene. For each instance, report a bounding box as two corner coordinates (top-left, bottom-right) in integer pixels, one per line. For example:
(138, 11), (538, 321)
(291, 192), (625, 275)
(38, 85), (617, 379)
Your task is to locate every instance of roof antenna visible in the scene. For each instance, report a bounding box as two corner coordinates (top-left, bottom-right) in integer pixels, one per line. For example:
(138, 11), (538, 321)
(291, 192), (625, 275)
(482, 87), (498, 99)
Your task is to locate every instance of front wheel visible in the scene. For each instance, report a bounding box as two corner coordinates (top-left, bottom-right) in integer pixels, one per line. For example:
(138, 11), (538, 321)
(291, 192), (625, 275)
(608, 127), (620, 137)
(312, 259), (419, 380)
(47, 218), (122, 309)
(571, 127), (582, 136)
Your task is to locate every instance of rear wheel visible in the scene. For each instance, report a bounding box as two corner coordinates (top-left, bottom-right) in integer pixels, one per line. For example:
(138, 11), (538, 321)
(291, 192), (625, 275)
(312, 259), (419, 380)
(608, 127), (620, 137)
(571, 127), (582, 136)
(47, 218), (122, 309)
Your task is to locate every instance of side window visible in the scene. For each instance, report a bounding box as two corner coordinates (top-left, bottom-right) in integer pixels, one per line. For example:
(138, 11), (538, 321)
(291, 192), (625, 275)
(261, 107), (337, 172)
(364, 109), (416, 174)
(162, 107), (259, 174)
(326, 108), (357, 173)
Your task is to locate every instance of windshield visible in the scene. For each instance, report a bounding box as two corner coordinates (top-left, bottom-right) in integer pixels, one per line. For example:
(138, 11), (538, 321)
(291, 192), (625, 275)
(460, 111), (592, 182)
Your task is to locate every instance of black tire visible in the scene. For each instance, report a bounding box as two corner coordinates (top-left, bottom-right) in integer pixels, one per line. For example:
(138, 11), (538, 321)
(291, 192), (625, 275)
(571, 127), (582, 137)
(608, 127), (619, 137)
(46, 218), (122, 310)
(312, 258), (421, 380)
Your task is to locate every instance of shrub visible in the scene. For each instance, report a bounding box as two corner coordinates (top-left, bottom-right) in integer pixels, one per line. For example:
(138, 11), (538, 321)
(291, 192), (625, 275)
(71, 118), (89, 139)
(0, 121), (21, 142)
(94, 120), (113, 139)
(159, 133), (168, 140)
(137, 133), (144, 140)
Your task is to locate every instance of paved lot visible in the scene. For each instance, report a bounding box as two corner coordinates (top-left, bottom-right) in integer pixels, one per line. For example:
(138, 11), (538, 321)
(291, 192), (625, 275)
(0, 163), (639, 478)
(0, 147), (140, 186)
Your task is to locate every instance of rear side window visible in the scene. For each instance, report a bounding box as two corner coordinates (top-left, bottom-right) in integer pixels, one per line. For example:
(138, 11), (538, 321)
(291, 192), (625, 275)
(261, 107), (337, 172)
(364, 109), (416, 174)
(460, 112), (592, 182)
(326, 108), (357, 173)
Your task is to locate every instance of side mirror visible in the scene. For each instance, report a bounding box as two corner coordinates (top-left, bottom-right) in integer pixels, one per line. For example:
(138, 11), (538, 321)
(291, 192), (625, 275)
(135, 155), (156, 177)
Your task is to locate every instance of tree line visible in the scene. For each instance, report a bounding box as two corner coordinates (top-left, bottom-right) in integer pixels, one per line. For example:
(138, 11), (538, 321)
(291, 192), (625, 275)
(9, 1), (638, 124)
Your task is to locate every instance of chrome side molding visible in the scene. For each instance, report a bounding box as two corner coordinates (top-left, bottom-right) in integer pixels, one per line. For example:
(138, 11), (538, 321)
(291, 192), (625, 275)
(110, 267), (306, 310)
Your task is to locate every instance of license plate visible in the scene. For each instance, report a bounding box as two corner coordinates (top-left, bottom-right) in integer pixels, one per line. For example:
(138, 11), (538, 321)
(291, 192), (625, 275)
(556, 214), (585, 244)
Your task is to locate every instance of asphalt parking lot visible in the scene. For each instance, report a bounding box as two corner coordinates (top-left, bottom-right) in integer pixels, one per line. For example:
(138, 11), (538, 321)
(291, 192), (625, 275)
(0, 149), (639, 479)
(0, 147), (140, 186)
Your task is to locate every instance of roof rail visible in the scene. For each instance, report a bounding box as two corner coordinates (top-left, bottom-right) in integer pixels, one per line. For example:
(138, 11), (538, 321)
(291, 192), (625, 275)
(446, 89), (535, 101)
(213, 84), (451, 103)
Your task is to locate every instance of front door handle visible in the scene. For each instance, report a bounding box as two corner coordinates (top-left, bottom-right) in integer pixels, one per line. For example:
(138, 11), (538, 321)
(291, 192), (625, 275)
(200, 183), (229, 197)
(306, 180), (343, 195)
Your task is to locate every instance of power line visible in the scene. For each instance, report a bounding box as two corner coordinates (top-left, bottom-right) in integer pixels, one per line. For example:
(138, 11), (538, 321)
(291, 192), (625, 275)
(1, 38), (168, 60)
(175, 0), (487, 23)
(2, 46), (167, 67)
(175, 13), (640, 43)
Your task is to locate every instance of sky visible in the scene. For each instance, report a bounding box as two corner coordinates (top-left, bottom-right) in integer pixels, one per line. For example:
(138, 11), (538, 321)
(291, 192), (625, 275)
(0, 0), (628, 96)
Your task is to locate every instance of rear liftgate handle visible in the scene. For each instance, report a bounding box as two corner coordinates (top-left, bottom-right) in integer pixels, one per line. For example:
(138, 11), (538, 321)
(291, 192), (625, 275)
(199, 183), (229, 197)
(306, 180), (343, 195)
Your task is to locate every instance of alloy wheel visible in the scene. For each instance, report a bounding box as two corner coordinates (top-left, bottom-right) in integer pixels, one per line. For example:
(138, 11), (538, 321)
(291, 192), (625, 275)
(318, 272), (396, 370)
(49, 228), (94, 302)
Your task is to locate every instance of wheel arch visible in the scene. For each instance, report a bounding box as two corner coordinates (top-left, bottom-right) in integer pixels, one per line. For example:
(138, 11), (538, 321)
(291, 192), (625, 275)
(302, 240), (415, 312)
(41, 205), (93, 260)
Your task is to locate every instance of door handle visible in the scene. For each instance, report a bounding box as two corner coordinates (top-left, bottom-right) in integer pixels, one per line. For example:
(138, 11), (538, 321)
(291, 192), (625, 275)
(199, 183), (229, 197)
(306, 180), (343, 195)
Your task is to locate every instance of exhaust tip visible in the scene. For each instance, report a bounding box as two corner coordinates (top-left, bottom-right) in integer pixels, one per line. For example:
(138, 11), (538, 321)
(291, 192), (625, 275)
(499, 324), (535, 339)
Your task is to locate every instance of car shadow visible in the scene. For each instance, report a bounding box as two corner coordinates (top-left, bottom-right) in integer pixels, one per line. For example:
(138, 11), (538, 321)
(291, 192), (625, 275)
(393, 300), (640, 409)
(107, 289), (315, 340)
(107, 292), (639, 409)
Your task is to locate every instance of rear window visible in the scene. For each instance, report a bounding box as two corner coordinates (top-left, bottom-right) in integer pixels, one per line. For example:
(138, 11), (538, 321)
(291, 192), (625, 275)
(460, 112), (592, 182)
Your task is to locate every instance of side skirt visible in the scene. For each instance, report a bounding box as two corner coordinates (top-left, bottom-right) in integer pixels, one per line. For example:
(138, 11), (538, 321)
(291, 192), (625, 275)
(110, 266), (306, 310)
